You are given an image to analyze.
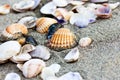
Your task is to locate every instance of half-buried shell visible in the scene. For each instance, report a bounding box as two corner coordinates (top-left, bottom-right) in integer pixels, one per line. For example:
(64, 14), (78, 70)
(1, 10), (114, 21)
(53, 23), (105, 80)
(36, 17), (57, 34)
(0, 4), (10, 15)
(49, 28), (77, 50)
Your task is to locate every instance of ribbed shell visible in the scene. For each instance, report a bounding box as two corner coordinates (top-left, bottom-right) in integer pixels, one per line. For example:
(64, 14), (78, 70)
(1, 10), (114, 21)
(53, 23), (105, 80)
(49, 28), (76, 49)
(36, 17), (57, 34)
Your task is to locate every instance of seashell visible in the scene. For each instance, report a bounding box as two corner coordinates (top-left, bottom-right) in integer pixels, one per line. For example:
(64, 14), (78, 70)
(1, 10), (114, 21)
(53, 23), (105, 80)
(79, 37), (92, 47)
(25, 36), (38, 46)
(0, 41), (21, 63)
(41, 64), (61, 80)
(0, 4), (10, 15)
(36, 17), (57, 34)
(58, 72), (83, 80)
(69, 1), (85, 6)
(53, 0), (68, 7)
(52, 8), (73, 21)
(20, 44), (36, 53)
(17, 64), (23, 71)
(90, 0), (108, 3)
(49, 28), (77, 50)
(104, 2), (120, 10)
(30, 45), (51, 60)
(5, 73), (21, 80)
(87, 3), (103, 10)
(17, 37), (26, 45)
(47, 23), (62, 39)
(95, 5), (112, 19)
(40, 1), (57, 15)
(12, 0), (35, 12)
(10, 53), (31, 63)
(46, 77), (59, 80)
(31, 0), (41, 10)
(18, 16), (37, 29)
(64, 48), (80, 62)
(22, 59), (46, 78)
(1, 23), (28, 40)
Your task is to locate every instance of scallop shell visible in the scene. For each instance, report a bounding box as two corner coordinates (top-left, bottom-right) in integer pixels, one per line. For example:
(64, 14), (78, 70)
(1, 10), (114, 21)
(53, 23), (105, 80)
(53, 8), (73, 21)
(22, 59), (46, 78)
(5, 73), (21, 80)
(49, 28), (76, 50)
(53, 0), (68, 7)
(0, 4), (10, 15)
(1, 23), (28, 40)
(64, 48), (80, 62)
(79, 37), (92, 47)
(90, 0), (108, 3)
(12, 0), (35, 12)
(95, 5), (112, 19)
(59, 72), (83, 80)
(18, 16), (37, 29)
(36, 17), (57, 34)
(0, 41), (21, 63)
(30, 45), (51, 60)
(40, 1), (57, 15)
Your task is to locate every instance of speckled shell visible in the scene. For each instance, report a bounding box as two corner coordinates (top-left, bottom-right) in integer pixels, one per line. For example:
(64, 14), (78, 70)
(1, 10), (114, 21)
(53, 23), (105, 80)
(49, 28), (76, 49)
(36, 17), (57, 34)
(1, 23), (28, 39)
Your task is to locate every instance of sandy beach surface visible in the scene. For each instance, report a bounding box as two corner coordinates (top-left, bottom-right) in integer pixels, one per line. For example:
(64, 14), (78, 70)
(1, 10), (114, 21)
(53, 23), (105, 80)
(0, 0), (120, 80)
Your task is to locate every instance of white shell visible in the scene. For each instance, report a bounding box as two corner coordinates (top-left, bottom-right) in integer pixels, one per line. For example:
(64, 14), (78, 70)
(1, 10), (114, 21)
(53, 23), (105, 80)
(10, 53), (31, 63)
(109, 2), (120, 10)
(18, 16), (37, 29)
(64, 48), (80, 62)
(53, 0), (68, 7)
(17, 64), (23, 71)
(58, 72), (83, 80)
(5, 73), (21, 80)
(0, 4), (10, 14)
(69, 1), (84, 6)
(30, 45), (51, 60)
(31, 0), (41, 10)
(0, 41), (21, 63)
(22, 59), (46, 78)
(40, 1), (56, 14)
(79, 37), (92, 47)
(41, 64), (61, 80)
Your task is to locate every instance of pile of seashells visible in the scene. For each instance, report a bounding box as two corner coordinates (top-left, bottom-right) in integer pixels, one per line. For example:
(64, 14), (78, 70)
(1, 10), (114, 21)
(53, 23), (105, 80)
(0, 0), (120, 80)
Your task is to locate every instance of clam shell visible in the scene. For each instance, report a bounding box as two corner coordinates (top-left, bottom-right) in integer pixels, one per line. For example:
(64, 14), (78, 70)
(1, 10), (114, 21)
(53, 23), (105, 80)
(41, 64), (61, 80)
(95, 5), (112, 19)
(18, 16), (37, 29)
(36, 17), (57, 34)
(0, 4), (10, 15)
(0, 41), (21, 63)
(40, 1), (56, 15)
(12, 0), (35, 12)
(1, 23), (28, 40)
(79, 37), (92, 47)
(64, 48), (80, 62)
(30, 45), (51, 60)
(53, 0), (68, 7)
(58, 72), (83, 80)
(49, 28), (76, 50)
(5, 73), (21, 80)
(22, 59), (46, 78)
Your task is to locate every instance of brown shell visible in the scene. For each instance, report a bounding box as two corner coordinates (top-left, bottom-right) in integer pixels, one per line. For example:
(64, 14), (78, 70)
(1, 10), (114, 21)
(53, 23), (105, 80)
(1, 23), (28, 40)
(49, 28), (76, 49)
(36, 17), (57, 34)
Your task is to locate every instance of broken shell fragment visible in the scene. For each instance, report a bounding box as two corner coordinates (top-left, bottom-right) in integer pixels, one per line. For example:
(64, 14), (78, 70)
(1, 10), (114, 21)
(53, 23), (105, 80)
(49, 28), (77, 50)
(17, 37), (26, 45)
(58, 72), (83, 80)
(0, 4), (10, 15)
(18, 16), (37, 29)
(40, 1), (56, 15)
(30, 45), (50, 60)
(41, 64), (61, 80)
(104, 2), (120, 10)
(5, 73), (21, 80)
(25, 36), (38, 46)
(64, 48), (80, 62)
(36, 17), (57, 34)
(79, 37), (92, 47)
(1, 23), (28, 40)
(22, 59), (46, 78)
(0, 41), (21, 63)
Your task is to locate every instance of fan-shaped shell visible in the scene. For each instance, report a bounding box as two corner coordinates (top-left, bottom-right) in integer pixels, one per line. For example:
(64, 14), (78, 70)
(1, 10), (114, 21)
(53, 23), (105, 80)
(49, 28), (76, 50)
(0, 4), (10, 15)
(36, 17), (57, 34)
(1, 23), (28, 39)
